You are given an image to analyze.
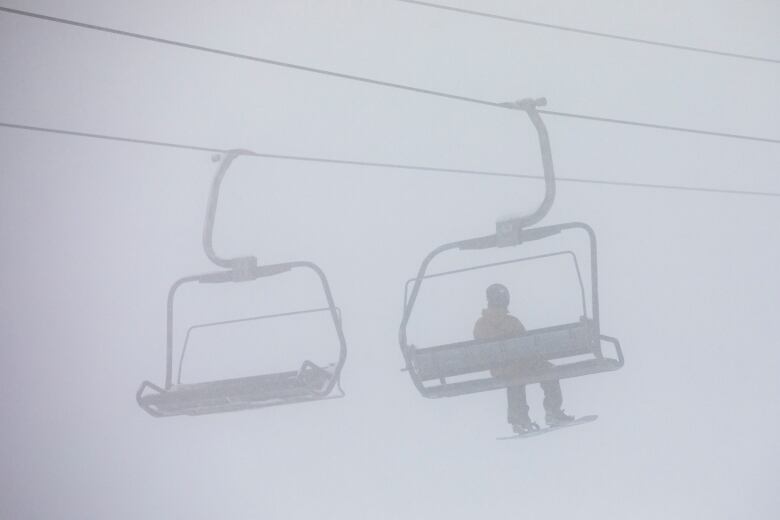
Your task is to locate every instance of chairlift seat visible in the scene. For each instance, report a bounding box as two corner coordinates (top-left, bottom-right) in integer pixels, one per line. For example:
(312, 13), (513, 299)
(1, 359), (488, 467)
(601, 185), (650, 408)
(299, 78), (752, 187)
(407, 320), (623, 398)
(137, 363), (337, 417)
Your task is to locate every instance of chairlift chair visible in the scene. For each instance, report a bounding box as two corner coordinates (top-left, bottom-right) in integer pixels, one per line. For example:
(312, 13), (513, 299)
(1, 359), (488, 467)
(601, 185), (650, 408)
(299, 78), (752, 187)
(137, 150), (347, 417)
(398, 98), (623, 399)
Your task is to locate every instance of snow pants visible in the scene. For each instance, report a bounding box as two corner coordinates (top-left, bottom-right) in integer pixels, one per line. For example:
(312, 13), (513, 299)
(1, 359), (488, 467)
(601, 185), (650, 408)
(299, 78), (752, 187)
(506, 379), (563, 424)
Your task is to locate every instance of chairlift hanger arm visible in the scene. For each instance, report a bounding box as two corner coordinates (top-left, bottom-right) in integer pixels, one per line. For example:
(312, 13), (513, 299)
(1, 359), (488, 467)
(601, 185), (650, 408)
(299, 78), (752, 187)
(203, 149), (258, 272)
(496, 98), (556, 236)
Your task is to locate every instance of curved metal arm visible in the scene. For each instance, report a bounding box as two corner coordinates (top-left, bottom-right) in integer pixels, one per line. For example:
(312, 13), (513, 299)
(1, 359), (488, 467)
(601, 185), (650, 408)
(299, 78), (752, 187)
(165, 274), (203, 388)
(398, 238), (471, 357)
(203, 149), (258, 270)
(496, 98), (556, 238)
(287, 261), (348, 397)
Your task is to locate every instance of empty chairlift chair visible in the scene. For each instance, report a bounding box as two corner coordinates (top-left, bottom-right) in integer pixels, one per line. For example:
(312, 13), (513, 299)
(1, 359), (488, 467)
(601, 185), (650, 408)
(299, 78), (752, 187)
(398, 98), (623, 399)
(137, 150), (347, 417)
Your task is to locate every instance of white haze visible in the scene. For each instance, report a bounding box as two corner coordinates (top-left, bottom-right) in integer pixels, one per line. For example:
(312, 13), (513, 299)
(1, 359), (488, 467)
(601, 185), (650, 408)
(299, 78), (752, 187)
(1, 1), (779, 519)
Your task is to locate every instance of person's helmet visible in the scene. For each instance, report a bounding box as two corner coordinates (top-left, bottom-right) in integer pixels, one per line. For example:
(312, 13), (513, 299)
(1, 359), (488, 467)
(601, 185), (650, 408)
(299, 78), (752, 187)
(486, 283), (510, 308)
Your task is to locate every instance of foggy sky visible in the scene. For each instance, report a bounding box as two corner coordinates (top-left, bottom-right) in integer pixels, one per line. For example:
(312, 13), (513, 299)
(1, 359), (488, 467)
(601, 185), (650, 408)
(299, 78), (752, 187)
(1, 1), (779, 519)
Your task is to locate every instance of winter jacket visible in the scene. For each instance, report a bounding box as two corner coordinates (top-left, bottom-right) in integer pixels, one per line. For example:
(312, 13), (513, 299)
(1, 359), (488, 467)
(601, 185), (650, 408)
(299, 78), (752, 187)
(473, 307), (526, 341)
(473, 307), (527, 377)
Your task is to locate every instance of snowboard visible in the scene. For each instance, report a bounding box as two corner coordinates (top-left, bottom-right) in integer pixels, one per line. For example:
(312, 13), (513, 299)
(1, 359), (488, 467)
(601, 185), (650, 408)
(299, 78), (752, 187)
(497, 414), (598, 440)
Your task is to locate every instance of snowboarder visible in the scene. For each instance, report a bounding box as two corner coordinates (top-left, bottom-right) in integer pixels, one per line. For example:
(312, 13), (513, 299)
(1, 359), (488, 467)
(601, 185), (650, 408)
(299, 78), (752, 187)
(473, 283), (575, 434)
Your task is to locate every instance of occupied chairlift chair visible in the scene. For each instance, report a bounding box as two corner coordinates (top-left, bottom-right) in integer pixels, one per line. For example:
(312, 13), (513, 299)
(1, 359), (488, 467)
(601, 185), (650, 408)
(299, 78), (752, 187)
(137, 150), (347, 417)
(398, 98), (624, 399)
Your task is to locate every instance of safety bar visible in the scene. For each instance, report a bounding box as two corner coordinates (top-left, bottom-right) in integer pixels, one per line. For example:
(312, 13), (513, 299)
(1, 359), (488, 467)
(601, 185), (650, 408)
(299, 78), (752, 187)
(401, 250), (587, 317)
(176, 306), (337, 385)
(164, 261), (347, 393)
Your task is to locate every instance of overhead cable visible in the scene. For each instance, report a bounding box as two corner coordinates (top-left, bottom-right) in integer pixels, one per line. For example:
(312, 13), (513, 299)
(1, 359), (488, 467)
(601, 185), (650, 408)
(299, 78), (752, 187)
(1, 6), (778, 145)
(394, 0), (780, 65)
(3, 121), (779, 199)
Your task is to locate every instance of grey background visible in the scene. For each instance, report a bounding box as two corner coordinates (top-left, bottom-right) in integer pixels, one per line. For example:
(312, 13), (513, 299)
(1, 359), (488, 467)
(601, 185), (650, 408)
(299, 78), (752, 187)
(1, 1), (779, 518)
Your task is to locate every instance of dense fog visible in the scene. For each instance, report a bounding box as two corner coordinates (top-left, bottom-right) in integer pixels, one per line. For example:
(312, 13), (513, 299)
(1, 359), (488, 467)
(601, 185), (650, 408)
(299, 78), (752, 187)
(1, 1), (779, 518)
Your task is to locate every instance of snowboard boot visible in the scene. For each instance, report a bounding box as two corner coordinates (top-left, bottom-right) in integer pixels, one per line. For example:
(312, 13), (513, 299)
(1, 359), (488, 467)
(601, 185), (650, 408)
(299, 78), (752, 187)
(511, 416), (540, 434)
(545, 409), (575, 427)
